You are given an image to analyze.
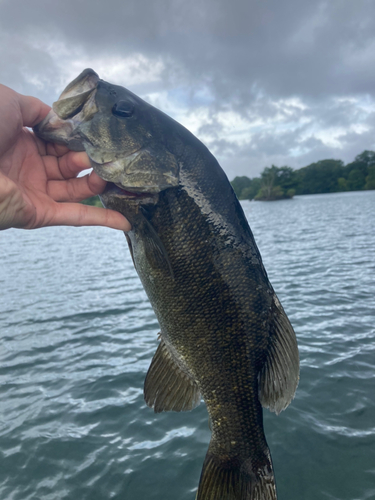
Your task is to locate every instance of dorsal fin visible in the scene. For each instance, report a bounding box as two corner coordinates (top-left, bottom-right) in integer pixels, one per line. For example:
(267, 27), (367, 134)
(144, 337), (201, 413)
(258, 294), (299, 415)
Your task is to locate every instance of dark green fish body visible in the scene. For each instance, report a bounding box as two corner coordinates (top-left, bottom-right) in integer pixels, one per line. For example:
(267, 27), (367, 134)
(34, 69), (299, 500)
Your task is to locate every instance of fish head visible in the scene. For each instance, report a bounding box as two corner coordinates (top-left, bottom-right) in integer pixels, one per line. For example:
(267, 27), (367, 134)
(34, 69), (180, 195)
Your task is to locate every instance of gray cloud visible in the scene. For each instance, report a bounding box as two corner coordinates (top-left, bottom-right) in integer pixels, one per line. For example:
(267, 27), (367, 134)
(1, 0), (375, 178)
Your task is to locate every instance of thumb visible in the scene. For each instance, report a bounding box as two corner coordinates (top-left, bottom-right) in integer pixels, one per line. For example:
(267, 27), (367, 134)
(18, 93), (51, 128)
(48, 202), (132, 231)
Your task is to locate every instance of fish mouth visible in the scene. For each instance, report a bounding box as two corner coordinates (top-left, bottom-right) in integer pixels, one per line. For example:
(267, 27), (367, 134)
(33, 70), (100, 149)
(103, 182), (157, 199)
(52, 69), (99, 120)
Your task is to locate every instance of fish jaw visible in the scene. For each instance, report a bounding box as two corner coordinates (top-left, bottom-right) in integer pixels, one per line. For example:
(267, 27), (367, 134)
(99, 182), (159, 212)
(52, 68), (99, 119)
(33, 111), (82, 150)
(33, 69), (100, 151)
(89, 148), (179, 194)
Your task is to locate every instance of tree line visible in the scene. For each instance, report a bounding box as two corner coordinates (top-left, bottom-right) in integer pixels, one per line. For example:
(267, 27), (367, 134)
(231, 150), (375, 201)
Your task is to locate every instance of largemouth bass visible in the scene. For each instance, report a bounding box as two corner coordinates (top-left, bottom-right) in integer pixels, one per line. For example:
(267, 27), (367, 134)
(34, 69), (299, 500)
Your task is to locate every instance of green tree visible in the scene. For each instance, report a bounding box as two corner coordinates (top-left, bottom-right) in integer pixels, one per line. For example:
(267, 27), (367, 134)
(354, 150), (375, 166)
(276, 166), (298, 192)
(347, 169), (366, 191)
(255, 166), (295, 200)
(260, 165), (279, 199)
(344, 150), (375, 190)
(230, 150), (375, 200)
(296, 159), (345, 194)
(231, 176), (252, 199)
(241, 178), (262, 200)
(365, 165), (375, 190)
(255, 184), (285, 201)
(337, 177), (348, 191)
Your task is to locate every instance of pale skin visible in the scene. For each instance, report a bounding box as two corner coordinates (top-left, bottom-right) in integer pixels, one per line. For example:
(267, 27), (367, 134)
(0, 84), (131, 232)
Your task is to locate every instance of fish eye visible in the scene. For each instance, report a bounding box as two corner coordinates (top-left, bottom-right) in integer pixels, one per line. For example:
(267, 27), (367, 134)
(112, 101), (134, 118)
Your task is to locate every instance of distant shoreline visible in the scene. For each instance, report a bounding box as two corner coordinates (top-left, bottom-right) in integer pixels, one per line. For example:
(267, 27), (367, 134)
(231, 150), (375, 201)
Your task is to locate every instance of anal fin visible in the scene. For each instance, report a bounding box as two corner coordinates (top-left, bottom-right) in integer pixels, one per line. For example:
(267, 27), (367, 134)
(144, 337), (201, 413)
(259, 294), (299, 415)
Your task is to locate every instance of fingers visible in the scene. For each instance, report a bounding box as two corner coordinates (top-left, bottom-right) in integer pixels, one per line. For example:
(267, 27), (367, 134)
(48, 203), (131, 231)
(47, 171), (107, 202)
(58, 151), (92, 177)
(34, 133), (72, 158)
(86, 170), (108, 194)
(43, 151), (92, 181)
(45, 142), (72, 157)
(18, 94), (51, 128)
(43, 147), (109, 203)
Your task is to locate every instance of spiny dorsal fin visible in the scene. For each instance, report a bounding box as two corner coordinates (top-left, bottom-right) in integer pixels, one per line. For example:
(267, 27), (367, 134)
(144, 337), (201, 413)
(258, 294), (299, 415)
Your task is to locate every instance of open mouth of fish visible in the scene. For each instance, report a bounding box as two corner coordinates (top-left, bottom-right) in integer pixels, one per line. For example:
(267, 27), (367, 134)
(105, 182), (155, 198)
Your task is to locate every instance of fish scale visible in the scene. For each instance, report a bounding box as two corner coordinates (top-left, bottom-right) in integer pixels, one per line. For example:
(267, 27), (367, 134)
(108, 187), (278, 496)
(34, 68), (299, 500)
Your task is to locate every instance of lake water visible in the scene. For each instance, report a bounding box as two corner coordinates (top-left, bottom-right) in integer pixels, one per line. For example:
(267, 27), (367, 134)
(0, 190), (374, 500)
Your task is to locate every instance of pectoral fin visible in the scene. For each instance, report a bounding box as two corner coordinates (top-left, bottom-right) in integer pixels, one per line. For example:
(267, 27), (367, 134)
(141, 216), (174, 279)
(258, 295), (299, 415)
(144, 337), (201, 413)
(125, 234), (136, 269)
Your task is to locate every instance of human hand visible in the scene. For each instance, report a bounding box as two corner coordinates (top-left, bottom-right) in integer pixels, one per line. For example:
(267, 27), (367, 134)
(0, 84), (131, 231)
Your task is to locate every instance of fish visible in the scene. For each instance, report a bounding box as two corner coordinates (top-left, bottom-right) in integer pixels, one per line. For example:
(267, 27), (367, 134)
(34, 69), (299, 500)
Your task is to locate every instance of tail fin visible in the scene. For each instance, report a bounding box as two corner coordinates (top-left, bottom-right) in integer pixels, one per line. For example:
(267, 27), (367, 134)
(196, 447), (276, 500)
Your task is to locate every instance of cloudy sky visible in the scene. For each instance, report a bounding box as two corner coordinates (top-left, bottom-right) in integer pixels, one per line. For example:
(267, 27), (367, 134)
(1, 0), (375, 180)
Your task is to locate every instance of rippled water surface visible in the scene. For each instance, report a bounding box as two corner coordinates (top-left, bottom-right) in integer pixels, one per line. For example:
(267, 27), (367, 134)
(1, 190), (374, 500)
